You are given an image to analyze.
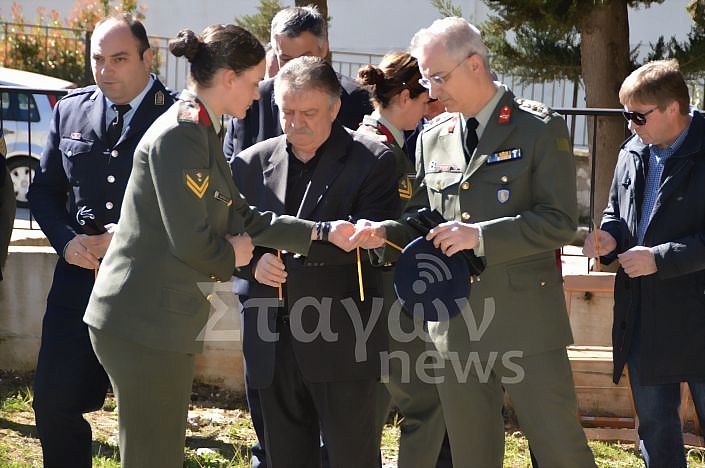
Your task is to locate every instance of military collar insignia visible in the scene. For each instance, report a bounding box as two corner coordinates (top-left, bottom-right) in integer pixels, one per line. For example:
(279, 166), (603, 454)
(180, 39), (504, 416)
(498, 105), (511, 124)
(155, 90), (165, 106)
(375, 121), (395, 144)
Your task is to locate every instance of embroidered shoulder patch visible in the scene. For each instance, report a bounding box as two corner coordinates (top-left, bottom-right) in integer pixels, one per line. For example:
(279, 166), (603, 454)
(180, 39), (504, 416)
(184, 170), (209, 198)
(177, 100), (212, 127)
(178, 100), (200, 124)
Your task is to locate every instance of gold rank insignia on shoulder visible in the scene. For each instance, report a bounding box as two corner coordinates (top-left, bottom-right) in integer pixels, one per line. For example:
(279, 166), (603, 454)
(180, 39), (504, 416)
(184, 170), (209, 198)
(398, 174), (414, 199)
(487, 148), (522, 164)
(0, 131), (6, 157)
(155, 90), (165, 106)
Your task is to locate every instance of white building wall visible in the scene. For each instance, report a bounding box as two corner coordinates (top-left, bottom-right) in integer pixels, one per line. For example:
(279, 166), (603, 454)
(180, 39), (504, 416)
(3, 0), (692, 55)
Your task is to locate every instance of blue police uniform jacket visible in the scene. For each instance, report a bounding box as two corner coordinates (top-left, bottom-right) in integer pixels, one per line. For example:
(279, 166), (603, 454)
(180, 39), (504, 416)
(28, 78), (176, 309)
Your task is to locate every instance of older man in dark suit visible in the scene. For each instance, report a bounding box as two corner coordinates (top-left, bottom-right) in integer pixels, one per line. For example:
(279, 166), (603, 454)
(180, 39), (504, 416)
(225, 7), (372, 466)
(222, 5), (372, 161)
(27, 14), (176, 467)
(232, 56), (399, 467)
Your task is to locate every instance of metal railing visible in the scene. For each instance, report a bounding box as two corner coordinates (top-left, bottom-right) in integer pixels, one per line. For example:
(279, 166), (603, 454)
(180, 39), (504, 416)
(1, 84), (628, 236)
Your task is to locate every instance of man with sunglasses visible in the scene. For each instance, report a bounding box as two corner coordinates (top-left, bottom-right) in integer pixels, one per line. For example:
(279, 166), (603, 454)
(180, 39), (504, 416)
(583, 59), (705, 467)
(352, 17), (595, 466)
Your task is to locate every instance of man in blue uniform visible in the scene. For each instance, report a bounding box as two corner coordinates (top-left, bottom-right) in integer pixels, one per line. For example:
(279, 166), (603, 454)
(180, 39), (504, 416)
(28, 13), (175, 467)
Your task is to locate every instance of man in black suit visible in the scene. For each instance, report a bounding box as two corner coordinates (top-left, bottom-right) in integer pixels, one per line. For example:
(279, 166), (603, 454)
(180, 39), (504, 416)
(27, 14), (175, 467)
(232, 56), (399, 467)
(222, 5), (372, 161)
(224, 7), (372, 466)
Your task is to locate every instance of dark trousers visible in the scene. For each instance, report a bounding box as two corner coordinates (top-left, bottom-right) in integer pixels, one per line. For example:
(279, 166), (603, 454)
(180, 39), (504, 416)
(248, 381), (331, 468)
(258, 325), (379, 468)
(33, 302), (109, 468)
(628, 324), (705, 467)
(246, 385), (268, 467)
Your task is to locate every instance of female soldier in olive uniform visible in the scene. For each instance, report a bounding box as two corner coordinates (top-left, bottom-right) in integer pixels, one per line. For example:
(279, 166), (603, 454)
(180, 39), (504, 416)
(84, 25), (355, 467)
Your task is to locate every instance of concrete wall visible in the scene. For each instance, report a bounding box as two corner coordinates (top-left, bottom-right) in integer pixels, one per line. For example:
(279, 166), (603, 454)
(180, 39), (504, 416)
(0, 246), (56, 370)
(0, 245), (246, 393)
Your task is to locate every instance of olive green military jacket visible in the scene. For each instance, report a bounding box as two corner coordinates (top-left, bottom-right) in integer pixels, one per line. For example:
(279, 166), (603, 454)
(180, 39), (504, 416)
(84, 91), (313, 354)
(383, 87), (577, 359)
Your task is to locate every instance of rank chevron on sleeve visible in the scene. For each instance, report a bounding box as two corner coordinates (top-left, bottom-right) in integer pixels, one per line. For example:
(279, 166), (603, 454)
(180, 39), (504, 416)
(185, 172), (209, 198)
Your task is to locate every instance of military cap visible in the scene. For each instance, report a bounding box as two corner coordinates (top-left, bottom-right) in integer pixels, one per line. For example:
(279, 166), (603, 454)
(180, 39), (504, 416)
(393, 236), (471, 321)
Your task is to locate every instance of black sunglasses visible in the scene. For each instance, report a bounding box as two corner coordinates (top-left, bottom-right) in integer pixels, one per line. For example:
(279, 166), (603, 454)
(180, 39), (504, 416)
(622, 107), (657, 126)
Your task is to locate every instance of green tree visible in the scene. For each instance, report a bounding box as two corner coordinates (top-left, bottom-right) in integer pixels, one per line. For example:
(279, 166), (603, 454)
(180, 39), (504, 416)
(436, 0), (683, 224)
(1, 0), (148, 85)
(431, 0), (462, 17)
(234, 0), (285, 44)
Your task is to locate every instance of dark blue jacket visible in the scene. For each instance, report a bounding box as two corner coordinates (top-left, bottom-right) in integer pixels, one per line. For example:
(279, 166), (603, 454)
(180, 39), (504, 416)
(28, 78), (176, 309)
(601, 110), (705, 385)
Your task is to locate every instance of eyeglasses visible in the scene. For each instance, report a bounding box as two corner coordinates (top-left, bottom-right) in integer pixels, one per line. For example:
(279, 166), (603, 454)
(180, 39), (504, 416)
(418, 55), (473, 90)
(622, 107), (657, 126)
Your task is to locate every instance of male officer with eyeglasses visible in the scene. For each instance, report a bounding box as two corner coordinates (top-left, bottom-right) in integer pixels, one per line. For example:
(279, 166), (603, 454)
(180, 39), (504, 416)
(584, 59), (705, 468)
(352, 17), (595, 466)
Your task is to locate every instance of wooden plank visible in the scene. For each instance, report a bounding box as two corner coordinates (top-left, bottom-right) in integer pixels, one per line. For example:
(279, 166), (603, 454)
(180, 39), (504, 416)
(566, 290), (614, 346)
(564, 273), (615, 293)
(583, 427), (637, 443)
(569, 346), (633, 418)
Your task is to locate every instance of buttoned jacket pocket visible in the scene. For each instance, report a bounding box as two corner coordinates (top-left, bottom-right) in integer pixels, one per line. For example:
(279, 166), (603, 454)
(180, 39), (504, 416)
(425, 172), (463, 213)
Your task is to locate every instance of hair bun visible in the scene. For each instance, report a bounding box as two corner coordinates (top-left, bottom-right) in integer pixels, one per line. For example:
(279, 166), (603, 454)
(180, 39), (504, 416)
(169, 29), (202, 62)
(357, 64), (385, 87)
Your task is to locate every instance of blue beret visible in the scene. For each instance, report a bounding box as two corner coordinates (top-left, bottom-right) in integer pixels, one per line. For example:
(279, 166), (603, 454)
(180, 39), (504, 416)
(393, 236), (471, 321)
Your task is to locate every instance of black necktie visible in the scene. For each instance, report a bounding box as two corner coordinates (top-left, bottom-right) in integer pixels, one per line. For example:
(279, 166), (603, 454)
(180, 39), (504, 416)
(465, 117), (479, 163)
(107, 104), (132, 148)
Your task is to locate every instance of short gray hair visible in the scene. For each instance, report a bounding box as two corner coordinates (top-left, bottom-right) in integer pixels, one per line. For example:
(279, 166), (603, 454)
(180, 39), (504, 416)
(409, 17), (490, 71)
(274, 56), (341, 108)
(270, 6), (328, 50)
